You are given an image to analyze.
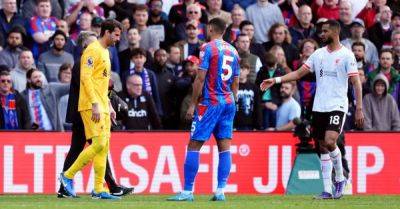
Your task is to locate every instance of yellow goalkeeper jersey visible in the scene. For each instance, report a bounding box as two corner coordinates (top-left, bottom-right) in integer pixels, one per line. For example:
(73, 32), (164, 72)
(78, 40), (111, 113)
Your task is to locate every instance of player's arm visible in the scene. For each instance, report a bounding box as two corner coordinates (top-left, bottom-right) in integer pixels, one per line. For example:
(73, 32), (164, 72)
(350, 74), (364, 128)
(231, 76), (239, 102)
(260, 66), (310, 91)
(80, 48), (100, 122)
(185, 70), (207, 120)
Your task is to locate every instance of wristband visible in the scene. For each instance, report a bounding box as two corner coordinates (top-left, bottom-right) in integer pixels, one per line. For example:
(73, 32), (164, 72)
(275, 77), (282, 84)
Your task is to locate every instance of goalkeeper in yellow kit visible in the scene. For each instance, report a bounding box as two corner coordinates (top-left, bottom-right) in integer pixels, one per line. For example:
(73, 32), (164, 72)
(59, 19), (123, 200)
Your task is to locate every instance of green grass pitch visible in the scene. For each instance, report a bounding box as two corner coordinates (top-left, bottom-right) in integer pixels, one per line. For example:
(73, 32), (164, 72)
(1, 195), (400, 209)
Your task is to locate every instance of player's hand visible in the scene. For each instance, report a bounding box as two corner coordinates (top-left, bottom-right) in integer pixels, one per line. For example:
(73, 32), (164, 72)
(260, 78), (275, 91)
(91, 103), (100, 123)
(355, 108), (364, 128)
(110, 105), (117, 125)
(186, 104), (196, 121)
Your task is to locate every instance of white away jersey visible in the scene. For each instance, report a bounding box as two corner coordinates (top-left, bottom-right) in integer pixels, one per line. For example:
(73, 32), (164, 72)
(302, 45), (358, 113)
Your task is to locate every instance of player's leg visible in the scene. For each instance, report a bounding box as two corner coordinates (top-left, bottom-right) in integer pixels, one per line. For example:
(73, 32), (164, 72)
(211, 103), (236, 201)
(312, 112), (333, 199)
(168, 104), (217, 201)
(318, 139), (334, 199)
(167, 139), (204, 201)
(184, 140), (205, 192)
(324, 111), (347, 199)
(60, 111), (107, 196)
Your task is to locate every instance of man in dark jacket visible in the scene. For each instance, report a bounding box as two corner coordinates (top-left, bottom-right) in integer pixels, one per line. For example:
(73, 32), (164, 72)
(0, 70), (30, 129)
(119, 74), (161, 130)
(58, 31), (133, 198)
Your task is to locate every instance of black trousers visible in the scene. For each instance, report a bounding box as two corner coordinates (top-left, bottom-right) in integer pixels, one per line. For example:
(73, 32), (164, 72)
(60, 116), (118, 191)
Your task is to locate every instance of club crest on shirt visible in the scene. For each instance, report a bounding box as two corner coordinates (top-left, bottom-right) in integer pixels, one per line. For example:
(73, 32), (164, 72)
(87, 57), (94, 68)
(197, 105), (207, 121)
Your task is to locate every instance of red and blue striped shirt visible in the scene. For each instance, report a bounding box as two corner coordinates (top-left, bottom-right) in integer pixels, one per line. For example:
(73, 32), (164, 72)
(199, 39), (240, 106)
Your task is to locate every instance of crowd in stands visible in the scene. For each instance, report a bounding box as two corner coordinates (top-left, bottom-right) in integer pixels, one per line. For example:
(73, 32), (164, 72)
(0, 0), (400, 131)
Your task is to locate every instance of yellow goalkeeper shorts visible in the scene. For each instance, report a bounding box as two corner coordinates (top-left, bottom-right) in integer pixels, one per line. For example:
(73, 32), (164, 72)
(80, 110), (111, 139)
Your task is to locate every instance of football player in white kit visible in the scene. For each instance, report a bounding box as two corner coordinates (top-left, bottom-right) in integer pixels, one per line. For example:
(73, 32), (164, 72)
(260, 19), (364, 199)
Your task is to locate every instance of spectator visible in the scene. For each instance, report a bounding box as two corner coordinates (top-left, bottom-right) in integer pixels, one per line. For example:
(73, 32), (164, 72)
(292, 39), (318, 119)
(388, 0), (400, 14)
(119, 74), (161, 130)
(234, 60), (260, 130)
(206, 0), (231, 24)
(352, 41), (374, 74)
(119, 28), (153, 78)
(57, 63), (72, 130)
(122, 48), (162, 115)
(315, 0), (340, 20)
(392, 12), (400, 31)
(175, 3), (207, 42)
(11, 48), (47, 93)
(338, 0), (353, 40)
(357, 0), (385, 29)
(54, 19), (76, 55)
(0, 0), (25, 47)
(168, 0), (208, 26)
(134, 4), (160, 55)
(246, 0), (284, 44)
(368, 49), (400, 94)
(177, 56), (199, 129)
(272, 81), (301, 131)
(70, 12), (93, 41)
(148, 0), (177, 50)
(153, 48), (177, 128)
(99, 0), (135, 20)
(22, 0), (63, 20)
(269, 44), (292, 74)
(255, 52), (284, 129)
(222, 0), (256, 12)
(91, 16), (103, 36)
(239, 20), (266, 64)
(263, 23), (299, 70)
(22, 68), (69, 131)
(38, 30), (74, 82)
(29, 0), (58, 61)
(289, 4), (315, 47)
(357, 66), (370, 98)
(352, 42), (371, 97)
(392, 29), (400, 70)
(0, 26), (25, 69)
(363, 73), (400, 131)
(235, 33), (262, 84)
(0, 70), (31, 129)
(223, 4), (245, 44)
(65, 0), (104, 27)
(58, 63), (72, 84)
(166, 45), (183, 76)
(175, 20), (204, 61)
(341, 19), (379, 68)
(278, 0), (300, 27)
(368, 5), (393, 51)
(115, 16), (131, 52)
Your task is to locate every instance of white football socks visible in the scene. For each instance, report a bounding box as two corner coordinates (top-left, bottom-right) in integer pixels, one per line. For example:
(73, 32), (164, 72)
(321, 154), (333, 194)
(330, 147), (345, 182)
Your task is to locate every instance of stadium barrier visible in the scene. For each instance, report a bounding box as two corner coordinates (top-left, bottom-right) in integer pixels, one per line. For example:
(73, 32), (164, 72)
(0, 131), (399, 194)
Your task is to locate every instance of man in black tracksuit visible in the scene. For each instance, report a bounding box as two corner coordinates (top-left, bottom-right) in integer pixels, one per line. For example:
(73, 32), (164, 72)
(58, 31), (133, 198)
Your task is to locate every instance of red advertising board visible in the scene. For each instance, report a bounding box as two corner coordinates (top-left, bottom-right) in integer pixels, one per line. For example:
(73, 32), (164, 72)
(0, 132), (399, 194)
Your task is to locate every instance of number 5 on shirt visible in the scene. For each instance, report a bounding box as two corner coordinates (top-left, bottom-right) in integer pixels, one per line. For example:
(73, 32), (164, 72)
(221, 55), (234, 81)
